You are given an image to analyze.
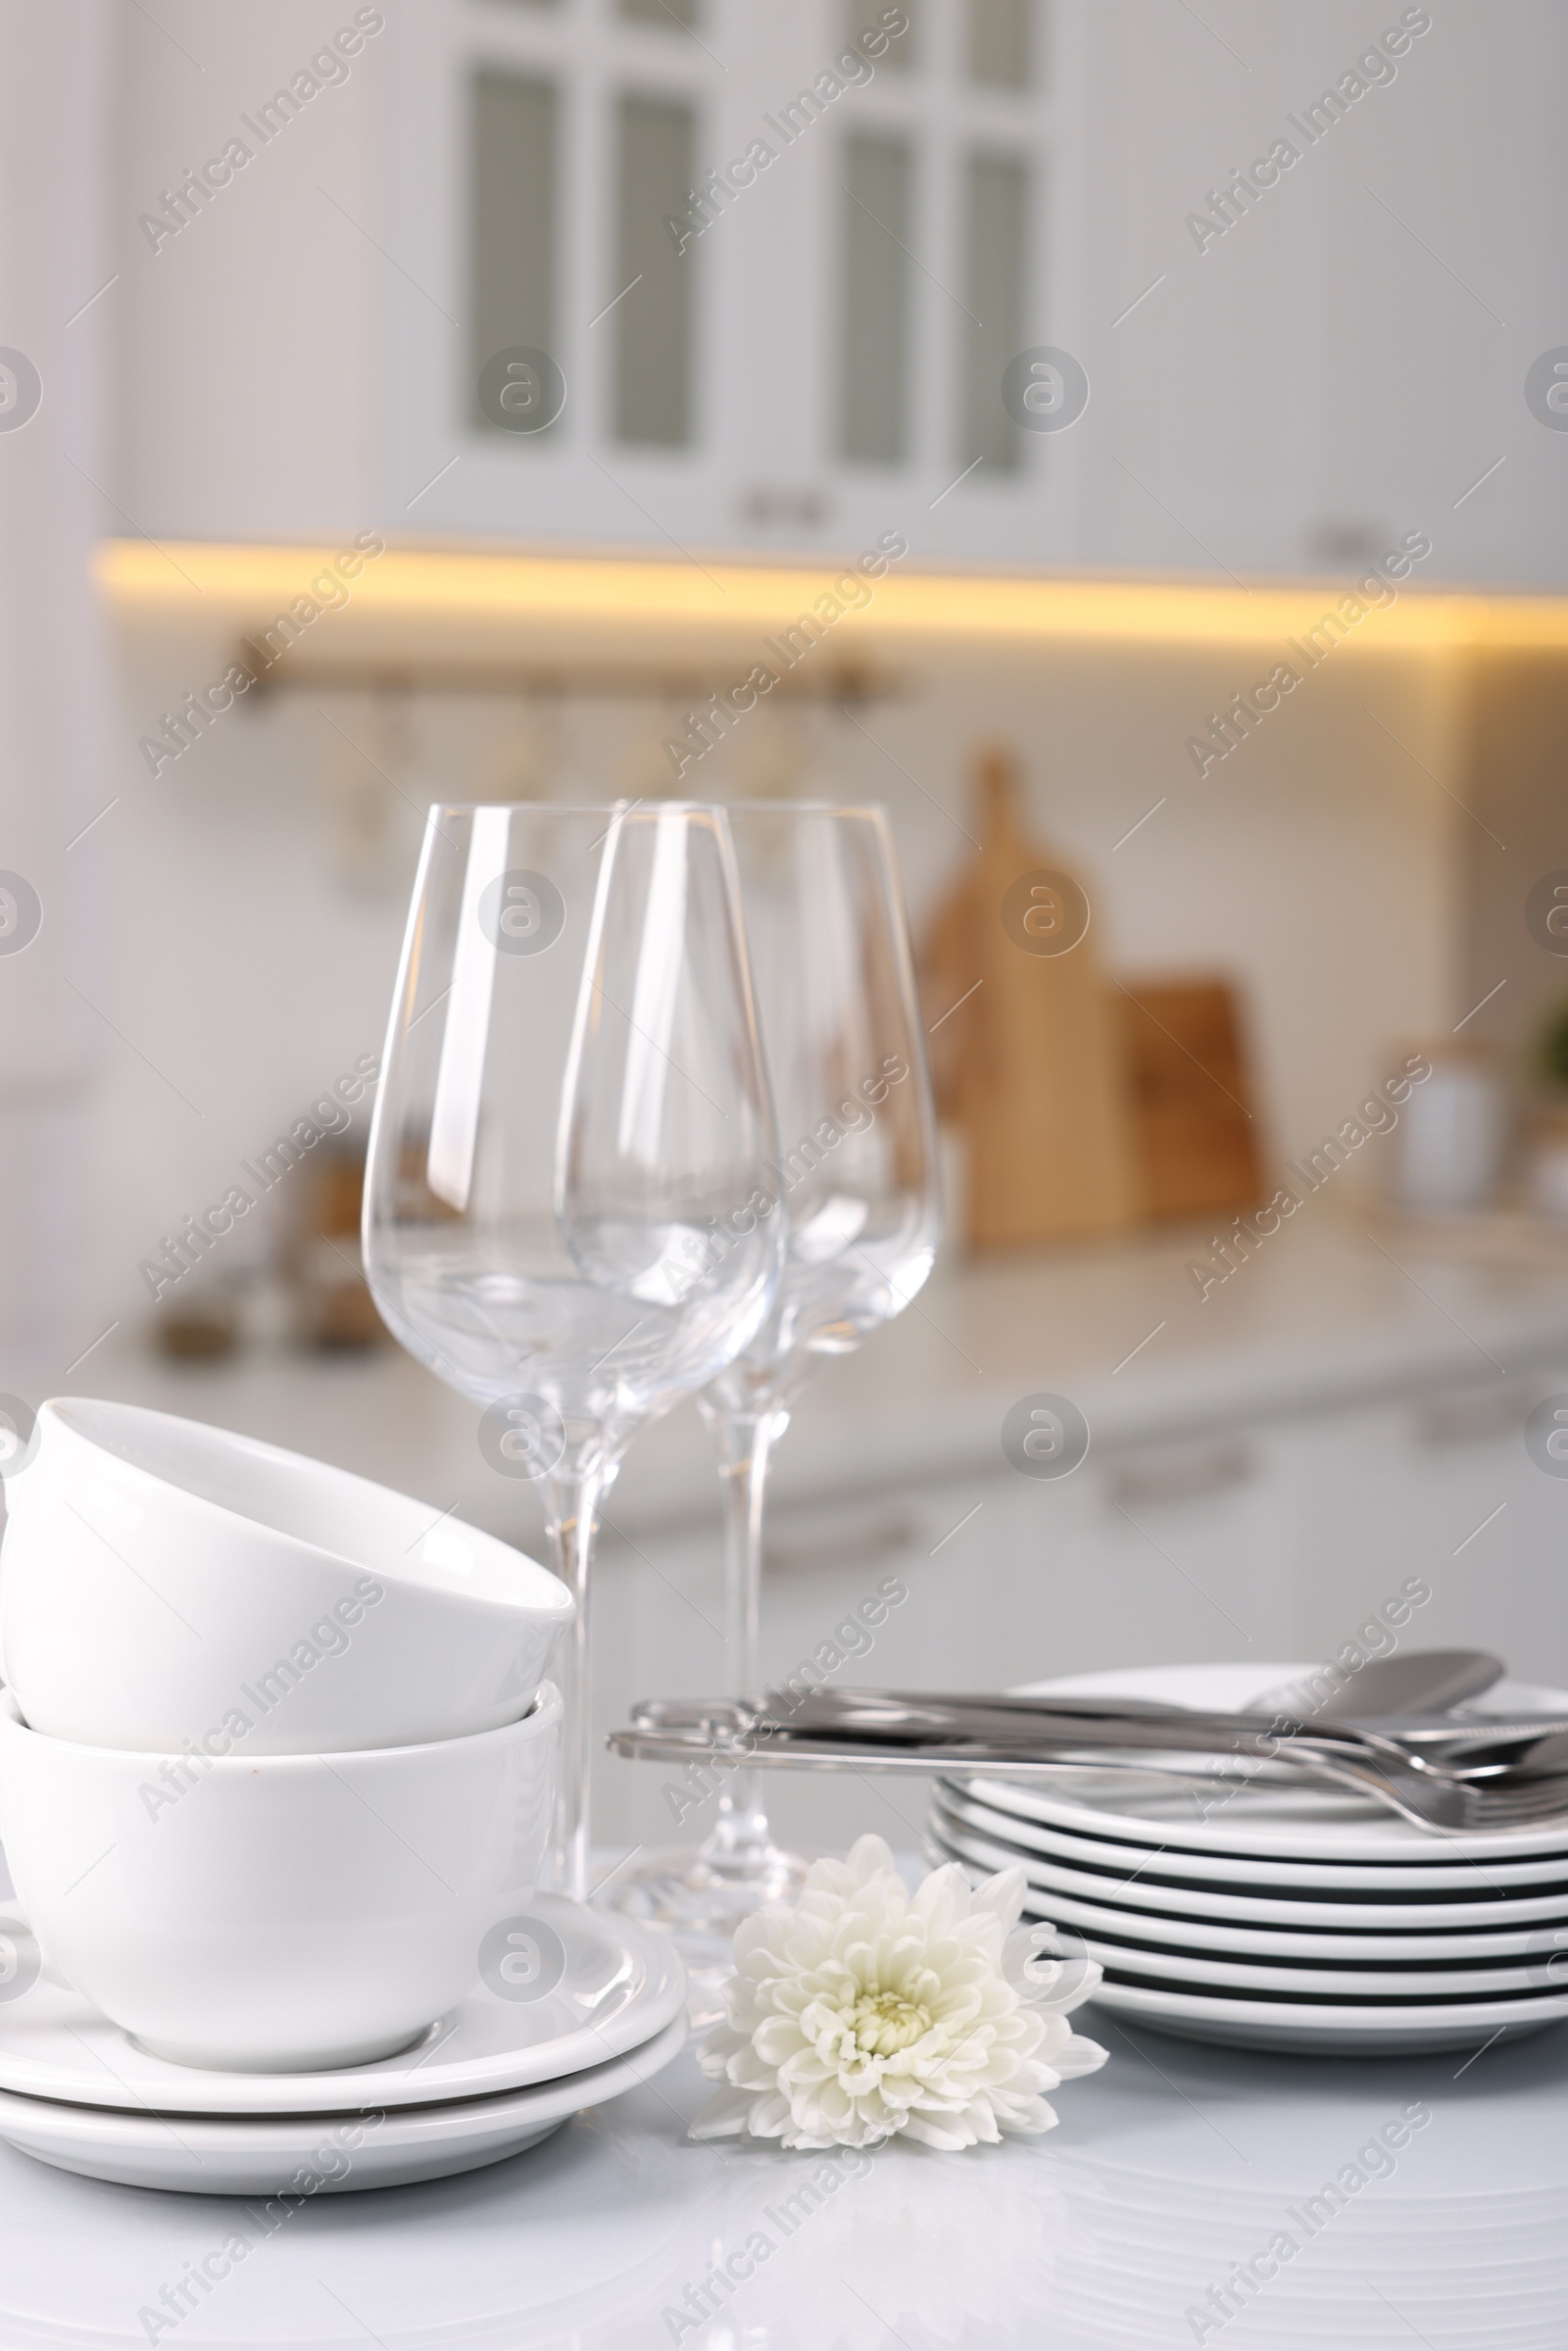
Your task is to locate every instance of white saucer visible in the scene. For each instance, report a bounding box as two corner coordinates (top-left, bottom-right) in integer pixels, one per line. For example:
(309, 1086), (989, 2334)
(931, 1789), (1568, 1929)
(0, 1896), (686, 2116)
(953, 1664), (1568, 1868)
(930, 1817), (1568, 2000)
(928, 1664), (1568, 2056)
(1027, 1925), (1552, 1999)
(942, 1786), (1568, 1892)
(0, 2012), (688, 2194)
(1083, 1978), (1568, 2056)
(928, 1820), (1568, 1960)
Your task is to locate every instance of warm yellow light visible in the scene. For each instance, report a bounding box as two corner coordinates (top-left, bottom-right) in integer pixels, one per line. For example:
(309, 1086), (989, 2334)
(93, 539), (1568, 652)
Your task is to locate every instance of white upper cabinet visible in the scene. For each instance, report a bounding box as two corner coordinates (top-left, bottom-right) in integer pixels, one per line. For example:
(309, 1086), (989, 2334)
(379, 0), (1568, 581)
(384, 0), (1095, 563)
(118, 0), (1568, 580)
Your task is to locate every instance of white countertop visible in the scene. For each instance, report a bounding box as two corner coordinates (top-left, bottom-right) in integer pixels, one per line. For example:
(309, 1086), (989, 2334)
(11, 1220), (1568, 2343)
(1, 2001), (1562, 2348)
(42, 1215), (1568, 1542)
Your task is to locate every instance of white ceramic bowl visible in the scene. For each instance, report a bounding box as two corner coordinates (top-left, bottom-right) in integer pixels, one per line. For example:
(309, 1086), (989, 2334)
(0, 1684), (561, 2072)
(0, 1398), (572, 1752)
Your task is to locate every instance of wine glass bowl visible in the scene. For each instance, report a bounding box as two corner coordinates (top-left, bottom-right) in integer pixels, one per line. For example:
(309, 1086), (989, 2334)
(608, 803), (941, 1946)
(714, 805), (937, 1401)
(363, 804), (783, 1895)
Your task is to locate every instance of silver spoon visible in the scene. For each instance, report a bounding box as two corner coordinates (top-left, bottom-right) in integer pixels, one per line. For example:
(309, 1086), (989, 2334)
(1247, 1647), (1504, 1718)
(608, 1708), (1568, 1834)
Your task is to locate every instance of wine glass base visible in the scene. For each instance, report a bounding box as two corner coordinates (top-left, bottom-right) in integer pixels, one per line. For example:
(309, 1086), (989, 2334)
(599, 1841), (809, 1973)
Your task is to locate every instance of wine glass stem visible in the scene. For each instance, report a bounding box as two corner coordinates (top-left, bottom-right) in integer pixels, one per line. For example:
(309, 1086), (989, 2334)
(542, 1465), (613, 1903)
(706, 1406), (786, 1867)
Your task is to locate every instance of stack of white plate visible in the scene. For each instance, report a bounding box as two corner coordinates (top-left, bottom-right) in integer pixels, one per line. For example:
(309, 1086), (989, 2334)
(0, 1899), (686, 2193)
(927, 1662), (1568, 2056)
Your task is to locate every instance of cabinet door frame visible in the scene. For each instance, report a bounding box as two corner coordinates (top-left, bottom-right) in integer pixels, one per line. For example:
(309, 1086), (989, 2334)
(379, 0), (1093, 563)
(384, 0), (727, 541)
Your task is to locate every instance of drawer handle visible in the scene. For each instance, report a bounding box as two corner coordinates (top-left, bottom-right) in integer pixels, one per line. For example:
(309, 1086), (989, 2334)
(1107, 1443), (1253, 1511)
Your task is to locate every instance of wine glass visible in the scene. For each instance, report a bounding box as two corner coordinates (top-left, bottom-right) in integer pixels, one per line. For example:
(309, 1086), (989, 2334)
(608, 803), (941, 1941)
(362, 804), (782, 1900)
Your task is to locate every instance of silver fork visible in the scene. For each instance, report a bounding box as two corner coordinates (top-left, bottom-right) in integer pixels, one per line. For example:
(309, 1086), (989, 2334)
(770, 1690), (1568, 1784)
(612, 1699), (1568, 1836)
(785, 1691), (1568, 1823)
(785, 1692), (1568, 1777)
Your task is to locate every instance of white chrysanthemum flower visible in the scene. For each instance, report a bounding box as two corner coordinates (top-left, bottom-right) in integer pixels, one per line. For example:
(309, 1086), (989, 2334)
(692, 1834), (1107, 2151)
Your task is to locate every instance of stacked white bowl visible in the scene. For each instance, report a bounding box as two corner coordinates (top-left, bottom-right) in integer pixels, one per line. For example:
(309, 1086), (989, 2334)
(927, 1662), (1568, 2057)
(0, 1400), (688, 2191)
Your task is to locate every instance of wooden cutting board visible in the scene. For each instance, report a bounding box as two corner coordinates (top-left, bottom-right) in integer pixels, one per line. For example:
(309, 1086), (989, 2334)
(1117, 977), (1264, 1220)
(919, 746), (1141, 1247)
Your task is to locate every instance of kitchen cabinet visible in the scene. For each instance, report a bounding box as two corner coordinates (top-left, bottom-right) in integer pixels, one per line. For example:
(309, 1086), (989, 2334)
(116, 0), (1568, 578)
(116, 1), (1568, 575)
(386, 0), (1073, 560)
(369, 0), (1568, 580)
(1272, 1373), (1568, 1682)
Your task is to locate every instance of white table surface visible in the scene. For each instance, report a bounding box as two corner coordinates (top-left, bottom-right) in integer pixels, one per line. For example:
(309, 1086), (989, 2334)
(0, 1998), (1563, 2348)
(10, 1224), (1568, 2346)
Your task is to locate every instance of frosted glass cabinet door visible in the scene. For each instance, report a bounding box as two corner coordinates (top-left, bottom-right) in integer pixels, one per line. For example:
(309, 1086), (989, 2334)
(382, 0), (1083, 560)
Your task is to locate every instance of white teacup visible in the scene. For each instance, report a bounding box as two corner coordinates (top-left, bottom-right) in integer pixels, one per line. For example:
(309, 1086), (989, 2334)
(0, 1399), (572, 1753)
(0, 1684), (561, 2071)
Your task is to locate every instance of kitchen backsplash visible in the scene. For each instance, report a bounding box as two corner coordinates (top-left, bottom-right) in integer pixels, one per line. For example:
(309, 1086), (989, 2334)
(79, 606), (1465, 1347)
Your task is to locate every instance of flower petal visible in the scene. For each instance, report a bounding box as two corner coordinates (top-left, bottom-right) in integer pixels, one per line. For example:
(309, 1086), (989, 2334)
(968, 1863), (1029, 1927)
(843, 1833), (899, 1884)
(1053, 2033), (1110, 2079)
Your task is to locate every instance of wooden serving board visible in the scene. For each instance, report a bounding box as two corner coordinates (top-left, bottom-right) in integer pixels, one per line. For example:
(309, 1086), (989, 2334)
(919, 747), (1141, 1247)
(1117, 977), (1264, 1221)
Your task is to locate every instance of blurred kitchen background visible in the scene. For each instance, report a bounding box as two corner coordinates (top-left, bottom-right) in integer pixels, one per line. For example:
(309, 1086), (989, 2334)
(5, 0), (1568, 1853)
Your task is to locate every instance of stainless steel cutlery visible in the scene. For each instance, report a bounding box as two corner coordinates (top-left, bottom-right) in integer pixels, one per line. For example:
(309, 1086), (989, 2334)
(1245, 1647), (1504, 1717)
(610, 1662), (1568, 1836)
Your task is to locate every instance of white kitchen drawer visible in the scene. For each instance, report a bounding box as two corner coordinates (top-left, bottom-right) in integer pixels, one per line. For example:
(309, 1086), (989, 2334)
(592, 1470), (1002, 1855)
(1273, 1363), (1568, 1684)
(592, 1432), (1286, 1853)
